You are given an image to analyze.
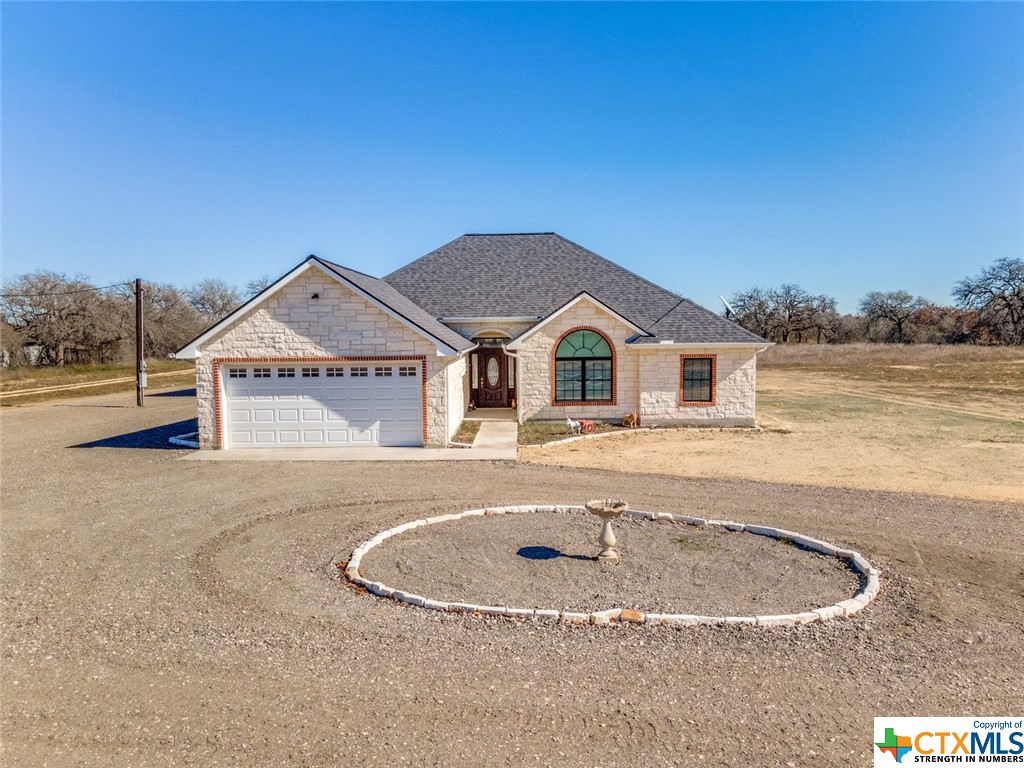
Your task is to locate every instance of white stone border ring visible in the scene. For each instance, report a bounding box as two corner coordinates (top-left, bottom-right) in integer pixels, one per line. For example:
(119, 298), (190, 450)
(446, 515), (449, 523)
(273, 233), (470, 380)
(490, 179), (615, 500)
(341, 506), (880, 627)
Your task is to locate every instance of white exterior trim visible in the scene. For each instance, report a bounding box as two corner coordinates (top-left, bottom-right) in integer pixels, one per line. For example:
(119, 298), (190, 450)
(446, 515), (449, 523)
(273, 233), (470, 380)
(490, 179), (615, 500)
(505, 292), (646, 351)
(175, 257), (460, 359)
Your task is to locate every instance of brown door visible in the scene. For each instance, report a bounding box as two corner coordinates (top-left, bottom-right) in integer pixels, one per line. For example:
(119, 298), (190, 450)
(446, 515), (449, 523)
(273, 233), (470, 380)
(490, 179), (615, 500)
(477, 349), (507, 407)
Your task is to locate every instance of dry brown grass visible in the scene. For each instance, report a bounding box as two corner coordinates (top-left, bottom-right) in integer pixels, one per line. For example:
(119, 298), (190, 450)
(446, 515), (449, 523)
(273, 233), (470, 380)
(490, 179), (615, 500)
(1, 360), (195, 406)
(760, 342), (1024, 368)
(451, 420), (482, 444)
(522, 347), (1024, 503)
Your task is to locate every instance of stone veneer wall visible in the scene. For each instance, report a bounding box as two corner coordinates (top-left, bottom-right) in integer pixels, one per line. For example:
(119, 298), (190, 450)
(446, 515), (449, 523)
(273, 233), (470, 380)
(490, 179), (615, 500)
(195, 270), (457, 448)
(637, 347), (758, 426)
(517, 298), (640, 423)
(445, 354), (469, 440)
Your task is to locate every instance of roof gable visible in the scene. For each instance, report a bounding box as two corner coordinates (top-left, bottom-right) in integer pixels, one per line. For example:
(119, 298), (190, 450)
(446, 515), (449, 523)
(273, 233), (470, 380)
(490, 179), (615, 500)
(506, 292), (646, 350)
(174, 257), (473, 359)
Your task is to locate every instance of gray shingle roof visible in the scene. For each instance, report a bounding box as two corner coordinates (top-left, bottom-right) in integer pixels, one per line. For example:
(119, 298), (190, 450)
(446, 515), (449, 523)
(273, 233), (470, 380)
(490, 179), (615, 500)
(315, 257), (475, 353)
(382, 233), (766, 345)
(636, 298), (768, 344)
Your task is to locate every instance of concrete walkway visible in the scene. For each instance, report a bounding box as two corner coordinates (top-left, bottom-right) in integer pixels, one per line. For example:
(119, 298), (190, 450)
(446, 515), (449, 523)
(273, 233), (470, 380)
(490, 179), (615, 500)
(182, 422), (519, 462)
(470, 420), (518, 452)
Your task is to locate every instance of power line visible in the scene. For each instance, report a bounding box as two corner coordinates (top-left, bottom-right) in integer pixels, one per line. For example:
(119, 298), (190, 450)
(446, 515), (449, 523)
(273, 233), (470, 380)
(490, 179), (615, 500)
(0, 281), (134, 300)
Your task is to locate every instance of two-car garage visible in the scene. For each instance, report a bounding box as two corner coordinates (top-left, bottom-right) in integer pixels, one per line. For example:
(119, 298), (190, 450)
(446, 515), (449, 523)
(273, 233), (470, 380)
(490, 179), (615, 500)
(220, 360), (423, 448)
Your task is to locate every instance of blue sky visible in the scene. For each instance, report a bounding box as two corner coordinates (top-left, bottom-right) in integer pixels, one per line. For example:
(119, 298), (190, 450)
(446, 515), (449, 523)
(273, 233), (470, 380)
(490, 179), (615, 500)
(2, 2), (1022, 314)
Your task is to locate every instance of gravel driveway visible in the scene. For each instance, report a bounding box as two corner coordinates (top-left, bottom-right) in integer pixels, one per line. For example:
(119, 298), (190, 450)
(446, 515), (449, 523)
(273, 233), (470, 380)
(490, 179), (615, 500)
(2, 389), (1021, 767)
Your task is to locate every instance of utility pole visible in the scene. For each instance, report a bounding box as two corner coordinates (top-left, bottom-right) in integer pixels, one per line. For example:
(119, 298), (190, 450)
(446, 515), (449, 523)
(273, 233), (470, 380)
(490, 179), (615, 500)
(135, 278), (145, 407)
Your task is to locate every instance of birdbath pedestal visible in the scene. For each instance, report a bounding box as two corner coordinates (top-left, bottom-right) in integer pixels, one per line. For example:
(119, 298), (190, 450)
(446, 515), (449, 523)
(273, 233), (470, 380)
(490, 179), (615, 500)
(586, 499), (628, 563)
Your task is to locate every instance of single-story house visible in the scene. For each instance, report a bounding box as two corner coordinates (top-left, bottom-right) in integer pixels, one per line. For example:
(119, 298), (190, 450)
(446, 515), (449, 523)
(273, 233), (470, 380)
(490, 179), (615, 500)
(175, 233), (770, 449)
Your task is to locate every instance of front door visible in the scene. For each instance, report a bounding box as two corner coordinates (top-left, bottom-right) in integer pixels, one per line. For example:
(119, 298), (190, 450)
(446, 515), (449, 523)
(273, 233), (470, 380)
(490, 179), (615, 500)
(476, 349), (507, 407)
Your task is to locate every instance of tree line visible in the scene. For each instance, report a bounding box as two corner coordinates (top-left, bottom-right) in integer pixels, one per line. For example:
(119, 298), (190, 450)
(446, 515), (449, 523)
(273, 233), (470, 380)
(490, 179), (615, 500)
(1, 256), (1021, 367)
(728, 258), (1023, 346)
(0, 273), (271, 366)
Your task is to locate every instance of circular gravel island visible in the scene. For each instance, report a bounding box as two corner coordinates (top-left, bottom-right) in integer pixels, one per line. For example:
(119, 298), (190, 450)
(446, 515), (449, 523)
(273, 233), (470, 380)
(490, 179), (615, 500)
(343, 506), (880, 627)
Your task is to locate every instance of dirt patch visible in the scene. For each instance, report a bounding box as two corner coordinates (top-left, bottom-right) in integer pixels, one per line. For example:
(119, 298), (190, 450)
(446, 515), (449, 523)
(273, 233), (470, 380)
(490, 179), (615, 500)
(523, 361), (1024, 503)
(2, 388), (1021, 766)
(360, 510), (860, 616)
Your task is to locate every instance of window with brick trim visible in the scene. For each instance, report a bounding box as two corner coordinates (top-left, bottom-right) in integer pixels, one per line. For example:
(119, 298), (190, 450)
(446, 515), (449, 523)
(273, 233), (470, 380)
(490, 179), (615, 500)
(554, 329), (613, 403)
(680, 356), (716, 405)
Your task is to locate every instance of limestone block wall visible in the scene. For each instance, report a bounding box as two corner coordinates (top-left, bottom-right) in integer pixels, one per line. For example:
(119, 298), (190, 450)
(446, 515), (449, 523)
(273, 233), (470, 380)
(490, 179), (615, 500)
(195, 269), (456, 447)
(637, 347), (759, 426)
(516, 298), (640, 423)
(445, 354), (469, 440)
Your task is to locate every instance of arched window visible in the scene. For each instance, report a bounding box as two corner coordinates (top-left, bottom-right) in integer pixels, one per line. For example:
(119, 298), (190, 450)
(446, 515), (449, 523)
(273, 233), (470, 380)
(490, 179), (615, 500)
(554, 329), (613, 403)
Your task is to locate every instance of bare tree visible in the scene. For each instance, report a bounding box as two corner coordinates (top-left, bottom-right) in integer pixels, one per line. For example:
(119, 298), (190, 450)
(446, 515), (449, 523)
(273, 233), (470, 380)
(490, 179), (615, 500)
(729, 287), (778, 340)
(730, 284), (839, 343)
(185, 278), (242, 320)
(244, 275), (273, 296)
(142, 282), (204, 357)
(953, 257), (1024, 345)
(859, 290), (926, 343)
(0, 271), (123, 365)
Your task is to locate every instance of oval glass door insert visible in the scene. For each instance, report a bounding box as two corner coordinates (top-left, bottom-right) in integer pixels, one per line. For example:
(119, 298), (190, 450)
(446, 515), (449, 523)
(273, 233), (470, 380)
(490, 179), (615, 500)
(486, 357), (500, 387)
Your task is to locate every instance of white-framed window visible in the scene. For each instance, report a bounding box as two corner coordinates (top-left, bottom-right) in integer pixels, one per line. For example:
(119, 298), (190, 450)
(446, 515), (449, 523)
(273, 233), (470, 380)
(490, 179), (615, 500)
(326, 367), (344, 377)
(375, 366), (393, 377)
(277, 367), (296, 378)
(350, 367), (368, 377)
(301, 367), (320, 378)
(398, 365), (417, 377)
(228, 367), (247, 378)
(253, 367), (271, 378)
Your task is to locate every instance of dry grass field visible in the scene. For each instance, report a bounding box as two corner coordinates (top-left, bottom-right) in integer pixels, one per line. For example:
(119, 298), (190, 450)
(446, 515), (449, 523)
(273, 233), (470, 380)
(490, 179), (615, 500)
(0, 359), (195, 405)
(522, 344), (1024, 503)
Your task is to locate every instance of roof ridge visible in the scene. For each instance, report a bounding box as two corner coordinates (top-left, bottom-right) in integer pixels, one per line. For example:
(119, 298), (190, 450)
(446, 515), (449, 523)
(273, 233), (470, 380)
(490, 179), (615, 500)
(463, 232), (555, 236)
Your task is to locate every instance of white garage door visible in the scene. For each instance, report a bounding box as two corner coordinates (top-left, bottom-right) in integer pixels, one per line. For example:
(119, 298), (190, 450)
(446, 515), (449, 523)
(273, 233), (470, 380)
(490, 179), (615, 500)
(222, 362), (422, 448)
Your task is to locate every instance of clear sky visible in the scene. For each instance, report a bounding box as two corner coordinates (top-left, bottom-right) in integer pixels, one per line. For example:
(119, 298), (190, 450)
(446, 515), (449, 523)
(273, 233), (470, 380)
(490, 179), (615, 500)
(3, 2), (1022, 314)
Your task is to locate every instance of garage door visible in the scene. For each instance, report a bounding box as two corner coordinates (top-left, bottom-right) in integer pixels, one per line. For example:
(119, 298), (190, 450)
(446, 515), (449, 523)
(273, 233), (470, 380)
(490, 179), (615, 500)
(222, 362), (422, 448)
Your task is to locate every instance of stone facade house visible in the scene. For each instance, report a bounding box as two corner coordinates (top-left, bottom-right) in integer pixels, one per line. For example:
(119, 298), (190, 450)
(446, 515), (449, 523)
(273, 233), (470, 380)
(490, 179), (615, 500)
(175, 233), (770, 449)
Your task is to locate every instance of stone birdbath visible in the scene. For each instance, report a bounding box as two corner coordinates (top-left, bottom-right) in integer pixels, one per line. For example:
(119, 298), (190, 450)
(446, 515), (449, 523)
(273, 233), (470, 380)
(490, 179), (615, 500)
(586, 499), (628, 563)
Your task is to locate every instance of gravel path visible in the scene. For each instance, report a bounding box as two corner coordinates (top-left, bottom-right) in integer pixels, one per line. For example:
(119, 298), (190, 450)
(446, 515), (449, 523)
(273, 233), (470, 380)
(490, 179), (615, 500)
(1, 389), (1022, 767)
(362, 511), (861, 616)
